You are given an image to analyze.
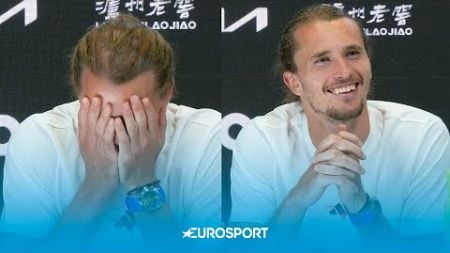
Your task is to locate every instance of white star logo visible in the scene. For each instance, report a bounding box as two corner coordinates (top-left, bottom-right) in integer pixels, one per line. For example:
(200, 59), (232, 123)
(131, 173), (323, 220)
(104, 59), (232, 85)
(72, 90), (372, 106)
(182, 228), (193, 238)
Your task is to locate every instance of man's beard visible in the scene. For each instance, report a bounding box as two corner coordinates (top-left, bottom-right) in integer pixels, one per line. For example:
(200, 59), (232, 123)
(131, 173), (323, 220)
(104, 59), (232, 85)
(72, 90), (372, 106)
(301, 80), (370, 122)
(307, 98), (365, 122)
(325, 100), (365, 121)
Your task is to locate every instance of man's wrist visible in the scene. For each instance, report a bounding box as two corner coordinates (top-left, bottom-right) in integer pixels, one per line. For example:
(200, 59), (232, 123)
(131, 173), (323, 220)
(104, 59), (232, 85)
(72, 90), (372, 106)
(81, 176), (117, 198)
(125, 176), (157, 192)
(120, 164), (157, 191)
(346, 192), (369, 214)
(345, 194), (382, 227)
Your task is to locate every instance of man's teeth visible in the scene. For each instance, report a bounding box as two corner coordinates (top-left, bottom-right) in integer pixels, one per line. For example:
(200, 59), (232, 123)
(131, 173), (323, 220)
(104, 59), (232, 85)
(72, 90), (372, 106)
(330, 84), (356, 94)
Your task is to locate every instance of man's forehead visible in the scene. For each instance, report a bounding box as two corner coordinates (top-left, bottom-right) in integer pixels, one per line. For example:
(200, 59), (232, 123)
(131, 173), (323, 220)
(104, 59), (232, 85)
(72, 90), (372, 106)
(293, 18), (364, 52)
(81, 68), (156, 83)
(79, 69), (157, 98)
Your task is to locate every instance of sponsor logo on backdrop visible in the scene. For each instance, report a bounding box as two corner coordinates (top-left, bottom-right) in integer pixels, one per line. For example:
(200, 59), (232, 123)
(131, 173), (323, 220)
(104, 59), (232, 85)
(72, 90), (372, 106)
(0, 115), (19, 156)
(221, 7), (268, 33)
(182, 226), (269, 239)
(0, 0), (37, 27)
(328, 3), (414, 36)
(95, 0), (196, 30)
(221, 113), (250, 151)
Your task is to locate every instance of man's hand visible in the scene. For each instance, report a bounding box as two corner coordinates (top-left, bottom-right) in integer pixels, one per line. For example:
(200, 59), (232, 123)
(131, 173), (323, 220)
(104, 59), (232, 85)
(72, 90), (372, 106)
(288, 125), (366, 212)
(78, 96), (119, 190)
(312, 124), (367, 213)
(115, 95), (167, 191)
(57, 97), (119, 227)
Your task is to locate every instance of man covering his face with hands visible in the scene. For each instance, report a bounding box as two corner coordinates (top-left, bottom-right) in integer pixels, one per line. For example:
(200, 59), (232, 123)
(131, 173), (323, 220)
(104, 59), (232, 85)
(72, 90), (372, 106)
(1, 14), (221, 251)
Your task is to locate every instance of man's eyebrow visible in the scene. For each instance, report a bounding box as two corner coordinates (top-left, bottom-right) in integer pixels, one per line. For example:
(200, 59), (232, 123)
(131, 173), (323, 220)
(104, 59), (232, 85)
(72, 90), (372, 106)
(345, 45), (364, 51)
(310, 50), (331, 60)
(309, 45), (364, 60)
(308, 44), (365, 60)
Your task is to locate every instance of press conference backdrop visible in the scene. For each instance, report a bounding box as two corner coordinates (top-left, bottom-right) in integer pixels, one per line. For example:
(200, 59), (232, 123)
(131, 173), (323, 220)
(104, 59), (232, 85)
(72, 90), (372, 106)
(1, 1), (450, 222)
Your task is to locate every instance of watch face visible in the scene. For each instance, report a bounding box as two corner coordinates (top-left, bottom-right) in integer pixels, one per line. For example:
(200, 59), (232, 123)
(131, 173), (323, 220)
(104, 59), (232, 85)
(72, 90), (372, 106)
(140, 187), (165, 210)
(126, 185), (166, 212)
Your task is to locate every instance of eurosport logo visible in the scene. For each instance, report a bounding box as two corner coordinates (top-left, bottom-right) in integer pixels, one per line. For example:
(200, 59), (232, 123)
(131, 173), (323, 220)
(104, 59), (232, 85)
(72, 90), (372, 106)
(182, 227), (269, 239)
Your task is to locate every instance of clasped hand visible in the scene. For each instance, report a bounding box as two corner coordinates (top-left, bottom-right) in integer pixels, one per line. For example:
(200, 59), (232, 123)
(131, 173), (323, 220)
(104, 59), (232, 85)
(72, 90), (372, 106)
(78, 95), (166, 191)
(293, 124), (367, 213)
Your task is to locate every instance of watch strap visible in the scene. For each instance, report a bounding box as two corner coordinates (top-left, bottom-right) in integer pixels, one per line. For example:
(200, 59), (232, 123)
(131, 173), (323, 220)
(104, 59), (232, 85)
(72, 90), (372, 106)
(346, 194), (382, 227)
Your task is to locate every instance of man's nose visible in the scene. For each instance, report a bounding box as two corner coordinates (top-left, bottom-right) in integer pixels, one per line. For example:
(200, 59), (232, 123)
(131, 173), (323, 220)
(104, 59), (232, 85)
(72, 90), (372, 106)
(333, 58), (352, 81)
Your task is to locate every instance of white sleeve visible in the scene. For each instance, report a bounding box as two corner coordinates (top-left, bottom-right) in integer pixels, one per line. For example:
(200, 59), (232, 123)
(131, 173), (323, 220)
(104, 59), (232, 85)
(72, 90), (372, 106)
(0, 116), (59, 238)
(229, 121), (278, 225)
(399, 118), (450, 237)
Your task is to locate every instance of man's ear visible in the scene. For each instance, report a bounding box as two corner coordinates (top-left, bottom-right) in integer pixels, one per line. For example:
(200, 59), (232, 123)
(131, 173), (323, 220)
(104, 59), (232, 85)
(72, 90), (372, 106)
(283, 71), (303, 97)
(161, 82), (174, 104)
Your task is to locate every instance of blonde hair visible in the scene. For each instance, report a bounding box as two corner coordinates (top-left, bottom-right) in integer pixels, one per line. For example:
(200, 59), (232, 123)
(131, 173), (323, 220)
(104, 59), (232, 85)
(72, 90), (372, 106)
(70, 14), (175, 97)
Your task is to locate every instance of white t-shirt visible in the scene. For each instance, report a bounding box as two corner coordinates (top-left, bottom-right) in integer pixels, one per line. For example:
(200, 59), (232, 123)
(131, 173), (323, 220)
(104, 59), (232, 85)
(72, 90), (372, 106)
(1, 101), (221, 241)
(230, 101), (450, 248)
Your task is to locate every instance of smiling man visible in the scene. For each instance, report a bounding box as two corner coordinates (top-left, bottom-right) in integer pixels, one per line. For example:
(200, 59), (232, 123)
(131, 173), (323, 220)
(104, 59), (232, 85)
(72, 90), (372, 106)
(230, 5), (450, 252)
(0, 14), (221, 251)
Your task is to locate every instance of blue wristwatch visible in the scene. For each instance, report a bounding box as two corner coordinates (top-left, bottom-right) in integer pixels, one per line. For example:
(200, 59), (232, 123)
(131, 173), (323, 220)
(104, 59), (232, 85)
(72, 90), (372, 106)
(347, 194), (382, 226)
(125, 180), (166, 212)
